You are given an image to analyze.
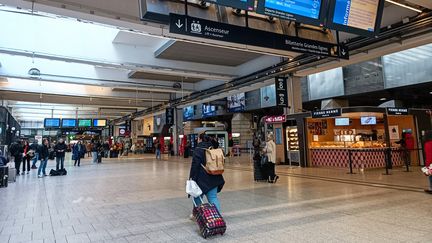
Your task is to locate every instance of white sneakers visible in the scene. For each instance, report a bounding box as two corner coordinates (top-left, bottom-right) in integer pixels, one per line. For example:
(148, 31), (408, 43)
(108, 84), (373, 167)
(38, 174), (43, 178)
(189, 214), (195, 221)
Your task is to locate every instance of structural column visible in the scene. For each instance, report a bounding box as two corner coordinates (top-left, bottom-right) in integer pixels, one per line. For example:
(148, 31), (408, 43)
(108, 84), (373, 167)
(231, 113), (253, 153)
(287, 76), (303, 114)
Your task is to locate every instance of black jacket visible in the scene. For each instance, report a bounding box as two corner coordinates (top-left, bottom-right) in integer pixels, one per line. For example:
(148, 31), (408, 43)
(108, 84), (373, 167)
(9, 142), (24, 158)
(54, 142), (67, 157)
(189, 141), (225, 194)
(39, 144), (50, 160)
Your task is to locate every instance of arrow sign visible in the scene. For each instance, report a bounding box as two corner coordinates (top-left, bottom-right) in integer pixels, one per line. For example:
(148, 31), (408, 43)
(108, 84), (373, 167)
(175, 19), (183, 29)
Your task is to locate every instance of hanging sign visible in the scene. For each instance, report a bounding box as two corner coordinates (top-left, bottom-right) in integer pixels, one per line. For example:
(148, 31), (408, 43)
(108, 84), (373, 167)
(275, 77), (288, 107)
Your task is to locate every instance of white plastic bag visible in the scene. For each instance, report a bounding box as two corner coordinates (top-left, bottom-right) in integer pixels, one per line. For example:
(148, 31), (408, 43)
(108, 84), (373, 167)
(186, 179), (202, 198)
(421, 164), (432, 176)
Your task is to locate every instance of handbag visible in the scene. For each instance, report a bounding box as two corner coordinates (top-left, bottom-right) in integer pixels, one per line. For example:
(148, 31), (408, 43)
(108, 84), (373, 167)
(421, 165), (432, 176)
(186, 179), (203, 198)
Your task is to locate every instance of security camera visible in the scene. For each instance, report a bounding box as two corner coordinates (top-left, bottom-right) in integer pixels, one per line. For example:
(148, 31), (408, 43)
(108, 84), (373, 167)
(28, 67), (41, 76)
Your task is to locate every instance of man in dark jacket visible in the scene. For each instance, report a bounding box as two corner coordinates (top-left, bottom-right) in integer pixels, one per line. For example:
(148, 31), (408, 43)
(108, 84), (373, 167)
(9, 140), (24, 175)
(54, 138), (67, 170)
(30, 142), (41, 169)
(189, 133), (225, 214)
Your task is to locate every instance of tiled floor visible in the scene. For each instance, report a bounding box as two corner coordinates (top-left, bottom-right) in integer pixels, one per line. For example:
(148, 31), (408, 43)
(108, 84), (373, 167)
(1, 154), (432, 243)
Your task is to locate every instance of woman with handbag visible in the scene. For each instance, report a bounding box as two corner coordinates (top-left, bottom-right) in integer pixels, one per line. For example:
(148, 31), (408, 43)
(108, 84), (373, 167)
(188, 132), (225, 218)
(264, 134), (279, 183)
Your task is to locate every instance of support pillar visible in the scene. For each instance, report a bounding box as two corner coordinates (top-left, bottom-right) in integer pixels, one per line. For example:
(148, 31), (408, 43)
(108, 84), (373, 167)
(231, 113), (253, 153)
(287, 76), (303, 114)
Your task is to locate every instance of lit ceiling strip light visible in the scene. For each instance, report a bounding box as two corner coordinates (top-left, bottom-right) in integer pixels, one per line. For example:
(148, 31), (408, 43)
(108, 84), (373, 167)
(386, 0), (422, 13)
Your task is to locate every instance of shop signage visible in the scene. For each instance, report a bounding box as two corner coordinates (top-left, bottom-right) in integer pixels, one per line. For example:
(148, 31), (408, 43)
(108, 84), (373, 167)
(312, 108), (342, 118)
(275, 77), (288, 107)
(169, 13), (349, 59)
(265, 116), (286, 123)
(387, 108), (408, 116)
(165, 108), (174, 126)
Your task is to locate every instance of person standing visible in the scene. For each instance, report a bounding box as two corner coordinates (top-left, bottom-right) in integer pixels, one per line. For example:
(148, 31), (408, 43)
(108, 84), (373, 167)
(184, 140), (190, 159)
(91, 140), (100, 163)
(22, 141), (31, 175)
(9, 140), (24, 176)
(189, 132), (225, 216)
(423, 131), (432, 194)
(228, 137), (234, 158)
(73, 141), (85, 167)
(264, 134), (279, 183)
(86, 142), (92, 158)
(30, 141), (40, 169)
(54, 138), (67, 170)
(155, 139), (161, 160)
(38, 139), (50, 178)
(103, 141), (110, 158)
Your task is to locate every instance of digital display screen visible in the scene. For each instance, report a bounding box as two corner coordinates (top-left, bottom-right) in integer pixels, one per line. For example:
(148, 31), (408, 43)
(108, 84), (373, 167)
(227, 93), (246, 112)
(205, 0), (255, 11)
(78, 119), (92, 127)
(93, 119), (107, 127)
(202, 104), (216, 117)
(335, 118), (349, 126)
(44, 118), (60, 128)
(256, 0), (325, 26)
(328, 0), (384, 36)
(61, 119), (76, 128)
(183, 106), (194, 121)
(361, 116), (377, 125)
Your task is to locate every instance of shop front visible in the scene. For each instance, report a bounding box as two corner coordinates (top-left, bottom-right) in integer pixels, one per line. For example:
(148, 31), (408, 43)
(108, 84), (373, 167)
(287, 107), (429, 169)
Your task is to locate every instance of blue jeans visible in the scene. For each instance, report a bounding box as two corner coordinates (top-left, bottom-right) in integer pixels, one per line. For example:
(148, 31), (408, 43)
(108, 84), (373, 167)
(38, 158), (48, 176)
(92, 152), (98, 163)
(56, 156), (65, 170)
(429, 176), (432, 189)
(156, 149), (161, 159)
(31, 152), (39, 166)
(193, 187), (221, 212)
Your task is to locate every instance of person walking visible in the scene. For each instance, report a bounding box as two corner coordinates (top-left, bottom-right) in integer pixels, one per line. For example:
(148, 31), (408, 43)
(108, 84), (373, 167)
(73, 141), (85, 167)
(21, 141), (32, 175)
(9, 140), (24, 176)
(423, 131), (432, 194)
(38, 139), (50, 178)
(155, 139), (161, 160)
(54, 138), (67, 170)
(189, 132), (225, 217)
(264, 134), (279, 183)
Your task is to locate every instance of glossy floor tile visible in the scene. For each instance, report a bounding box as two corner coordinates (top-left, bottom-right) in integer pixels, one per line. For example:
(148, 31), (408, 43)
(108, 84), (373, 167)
(1, 154), (431, 243)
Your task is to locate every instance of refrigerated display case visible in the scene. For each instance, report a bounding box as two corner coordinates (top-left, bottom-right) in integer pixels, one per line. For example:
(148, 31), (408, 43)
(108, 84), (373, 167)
(286, 126), (300, 164)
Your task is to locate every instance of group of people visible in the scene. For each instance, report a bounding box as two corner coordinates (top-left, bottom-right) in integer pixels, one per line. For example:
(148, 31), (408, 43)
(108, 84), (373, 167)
(7, 138), (107, 178)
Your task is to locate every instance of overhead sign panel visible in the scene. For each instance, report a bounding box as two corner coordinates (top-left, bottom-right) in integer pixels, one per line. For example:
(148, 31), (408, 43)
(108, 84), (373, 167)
(44, 118), (60, 128)
(204, 0), (255, 11)
(327, 0), (385, 37)
(256, 0), (327, 27)
(169, 13), (349, 59)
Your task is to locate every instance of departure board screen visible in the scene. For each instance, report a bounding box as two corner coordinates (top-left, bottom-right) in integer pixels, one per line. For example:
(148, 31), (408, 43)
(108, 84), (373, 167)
(328, 0), (384, 36)
(61, 119), (77, 128)
(256, 0), (325, 26)
(205, 0), (255, 11)
(78, 119), (92, 127)
(44, 118), (60, 128)
(93, 119), (107, 127)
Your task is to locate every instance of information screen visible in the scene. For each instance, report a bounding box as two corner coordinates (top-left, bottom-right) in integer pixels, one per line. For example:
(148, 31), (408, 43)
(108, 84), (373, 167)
(78, 119), (92, 127)
(361, 116), (377, 125)
(202, 104), (216, 117)
(227, 93), (246, 112)
(328, 0), (384, 36)
(44, 118), (60, 128)
(335, 118), (349, 126)
(61, 119), (77, 128)
(183, 106), (194, 121)
(256, 0), (325, 26)
(93, 119), (107, 127)
(205, 0), (255, 11)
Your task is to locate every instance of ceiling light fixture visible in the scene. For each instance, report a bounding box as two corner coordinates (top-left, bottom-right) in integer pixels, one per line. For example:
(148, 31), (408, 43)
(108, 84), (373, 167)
(385, 0), (422, 13)
(380, 98), (387, 101)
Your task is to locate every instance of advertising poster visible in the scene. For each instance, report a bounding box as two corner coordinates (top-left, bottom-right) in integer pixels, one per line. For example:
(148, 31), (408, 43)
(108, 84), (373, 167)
(260, 84), (276, 108)
(389, 125), (399, 140)
(227, 93), (246, 112)
(183, 106), (194, 121)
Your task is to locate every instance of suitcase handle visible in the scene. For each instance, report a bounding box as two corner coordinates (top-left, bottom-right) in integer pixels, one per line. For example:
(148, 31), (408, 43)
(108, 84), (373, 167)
(192, 196), (204, 207)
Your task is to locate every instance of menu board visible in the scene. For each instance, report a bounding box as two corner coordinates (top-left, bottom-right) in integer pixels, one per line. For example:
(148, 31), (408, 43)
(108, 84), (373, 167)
(44, 118), (60, 128)
(328, 0), (385, 36)
(78, 119), (92, 127)
(61, 119), (77, 128)
(93, 119), (107, 127)
(205, 0), (255, 11)
(256, 0), (326, 26)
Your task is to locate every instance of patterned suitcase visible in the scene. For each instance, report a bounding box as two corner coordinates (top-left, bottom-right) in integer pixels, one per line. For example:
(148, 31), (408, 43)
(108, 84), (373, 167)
(193, 198), (226, 239)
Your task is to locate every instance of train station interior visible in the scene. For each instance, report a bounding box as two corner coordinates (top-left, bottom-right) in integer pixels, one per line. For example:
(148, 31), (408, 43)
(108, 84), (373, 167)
(1, 0), (432, 242)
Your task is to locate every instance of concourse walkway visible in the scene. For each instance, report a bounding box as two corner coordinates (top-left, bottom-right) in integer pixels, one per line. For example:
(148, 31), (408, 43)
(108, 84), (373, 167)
(1, 155), (431, 243)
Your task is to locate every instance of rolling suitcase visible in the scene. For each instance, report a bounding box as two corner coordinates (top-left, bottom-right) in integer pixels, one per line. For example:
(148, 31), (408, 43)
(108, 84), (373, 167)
(8, 168), (16, 183)
(193, 198), (226, 239)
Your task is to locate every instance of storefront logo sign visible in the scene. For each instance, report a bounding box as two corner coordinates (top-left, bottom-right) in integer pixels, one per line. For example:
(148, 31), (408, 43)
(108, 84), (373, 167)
(265, 116), (286, 123)
(312, 108), (342, 118)
(387, 108), (408, 115)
